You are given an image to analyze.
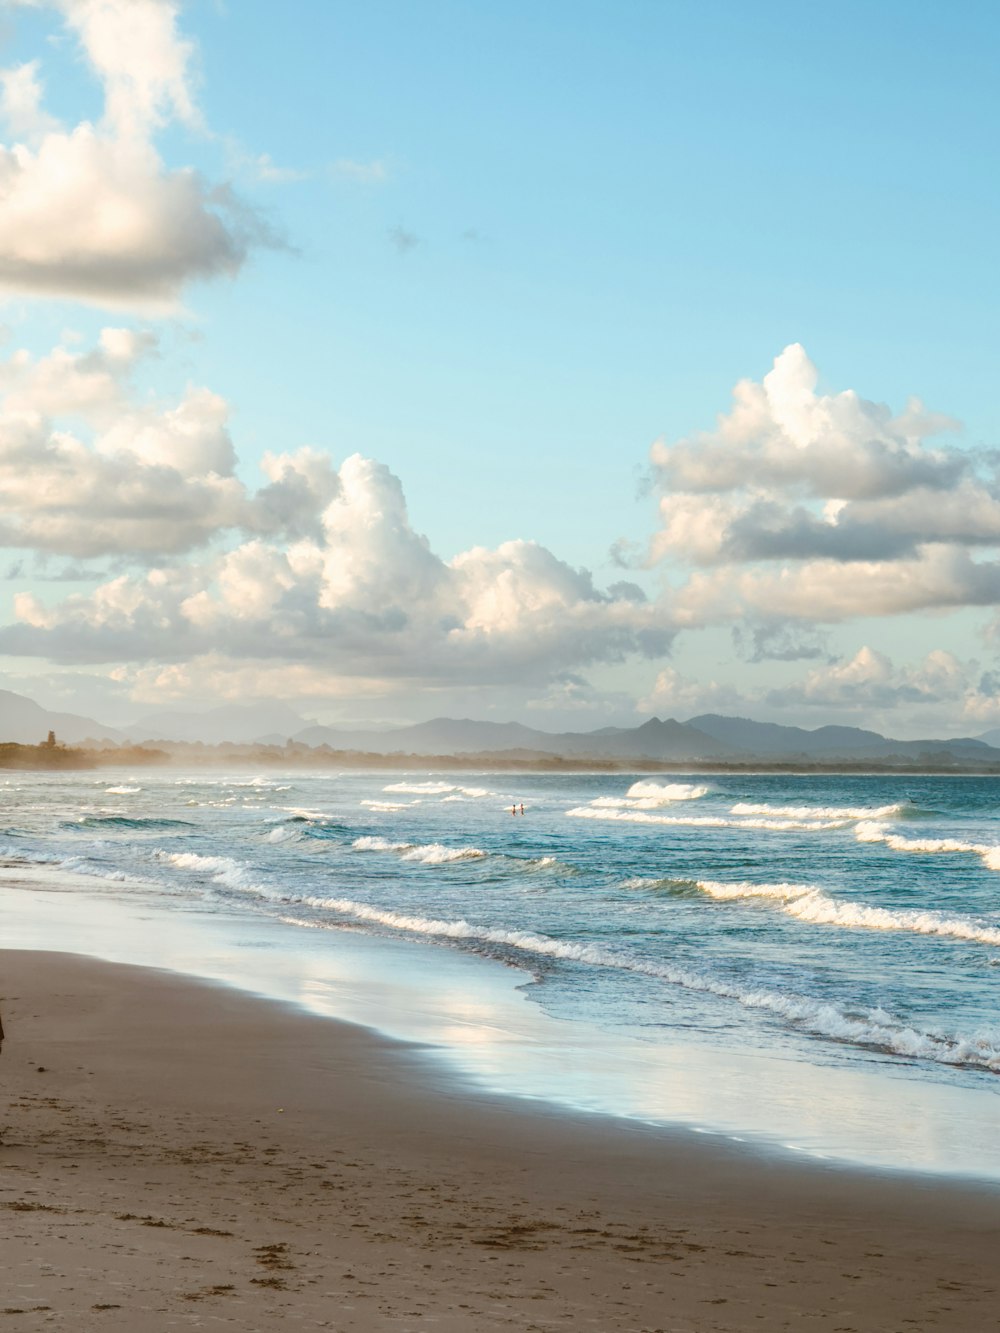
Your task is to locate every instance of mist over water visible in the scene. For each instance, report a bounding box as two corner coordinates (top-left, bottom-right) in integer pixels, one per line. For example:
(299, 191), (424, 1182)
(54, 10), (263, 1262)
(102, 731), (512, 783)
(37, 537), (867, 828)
(2, 767), (999, 1173)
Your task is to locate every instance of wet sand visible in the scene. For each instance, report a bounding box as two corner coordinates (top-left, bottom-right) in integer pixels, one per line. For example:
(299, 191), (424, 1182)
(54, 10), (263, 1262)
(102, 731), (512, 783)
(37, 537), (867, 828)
(1, 948), (998, 1331)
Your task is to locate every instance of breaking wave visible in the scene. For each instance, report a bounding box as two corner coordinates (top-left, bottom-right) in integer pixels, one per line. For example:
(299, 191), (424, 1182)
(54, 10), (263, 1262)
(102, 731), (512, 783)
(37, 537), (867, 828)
(566, 805), (848, 832)
(625, 780), (710, 804)
(66, 815), (194, 831)
(856, 821), (1000, 872)
(731, 801), (909, 821)
(294, 897), (1000, 1074)
(351, 836), (568, 872)
(693, 879), (1000, 946)
(155, 850), (269, 896)
(382, 781), (495, 798)
(352, 835), (488, 864)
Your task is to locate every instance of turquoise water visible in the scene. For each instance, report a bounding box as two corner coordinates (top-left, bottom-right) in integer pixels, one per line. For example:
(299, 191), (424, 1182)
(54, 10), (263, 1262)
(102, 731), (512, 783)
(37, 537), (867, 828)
(2, 768), (998, 1174)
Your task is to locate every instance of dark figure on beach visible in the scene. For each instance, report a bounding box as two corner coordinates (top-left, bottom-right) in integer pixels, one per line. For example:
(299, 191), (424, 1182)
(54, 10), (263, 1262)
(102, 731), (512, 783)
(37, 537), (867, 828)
(511, 804), (516, 816)
(520, 803), (525, 815)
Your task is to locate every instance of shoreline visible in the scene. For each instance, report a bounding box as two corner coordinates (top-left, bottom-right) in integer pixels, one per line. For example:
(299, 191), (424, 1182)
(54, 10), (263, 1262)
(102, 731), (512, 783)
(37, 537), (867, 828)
(4, 863), (999, 1184)
(2, 948), (999, 1330)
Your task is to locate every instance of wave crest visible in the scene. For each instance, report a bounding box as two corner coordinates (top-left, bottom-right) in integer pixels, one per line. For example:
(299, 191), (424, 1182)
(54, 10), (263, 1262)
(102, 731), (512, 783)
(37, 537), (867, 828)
(626, 781), (710, 804)
(295, 896), (1000, 1074)
(352, 836), (487, 864)
(693, 879), (1000, 946)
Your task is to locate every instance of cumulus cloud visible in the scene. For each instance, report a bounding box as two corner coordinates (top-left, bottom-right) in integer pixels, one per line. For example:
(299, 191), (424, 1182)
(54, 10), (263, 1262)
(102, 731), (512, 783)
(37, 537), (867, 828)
(0, 329), (337, 557)
(0, 0), (278, 307)
(637, 666), (746, 717)
(652, 344), (963, 502)
(762, 646), (1000, 727)
(0, 450), (675, 683)
(649, 345), (1000, 624)
(635, 649), (1000, 733)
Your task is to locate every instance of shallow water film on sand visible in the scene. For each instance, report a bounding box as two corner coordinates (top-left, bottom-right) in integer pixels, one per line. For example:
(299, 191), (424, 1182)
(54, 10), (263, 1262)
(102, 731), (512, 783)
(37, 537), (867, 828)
(2, 769), (998, 1176)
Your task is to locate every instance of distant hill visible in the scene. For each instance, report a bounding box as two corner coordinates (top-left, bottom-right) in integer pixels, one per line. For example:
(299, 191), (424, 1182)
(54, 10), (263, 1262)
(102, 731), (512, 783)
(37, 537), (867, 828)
(3, 687), (1000, 768)
(293, 715), (728, 760)
(0, 688), (125, 745)
(293, 713), (1000, 764)
(687, 713), (999, 762)
(128, 701), (315, 745)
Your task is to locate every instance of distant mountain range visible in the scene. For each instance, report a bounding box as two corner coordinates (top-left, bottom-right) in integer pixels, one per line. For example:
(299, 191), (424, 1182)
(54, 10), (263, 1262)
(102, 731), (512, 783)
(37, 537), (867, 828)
(4, 687), (1000, 766)
(126, 701), (316, 745)
(288, 713), (1000, 763)
(292, 715), (734, 759)
(0, 689), (125, 745)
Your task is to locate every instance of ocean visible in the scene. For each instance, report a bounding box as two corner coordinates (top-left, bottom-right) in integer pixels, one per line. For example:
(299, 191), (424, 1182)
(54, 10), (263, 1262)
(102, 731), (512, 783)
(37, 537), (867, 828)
(2, 767), (998, 1179)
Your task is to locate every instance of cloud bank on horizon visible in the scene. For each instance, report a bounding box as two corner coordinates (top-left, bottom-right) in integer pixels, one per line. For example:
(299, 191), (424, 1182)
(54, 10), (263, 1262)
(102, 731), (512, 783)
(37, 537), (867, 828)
(0, 1), (996, 732)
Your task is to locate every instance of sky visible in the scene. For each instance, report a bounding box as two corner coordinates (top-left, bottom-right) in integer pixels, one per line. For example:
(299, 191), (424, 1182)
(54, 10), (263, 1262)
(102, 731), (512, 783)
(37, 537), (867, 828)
(0, 0), (997, 736)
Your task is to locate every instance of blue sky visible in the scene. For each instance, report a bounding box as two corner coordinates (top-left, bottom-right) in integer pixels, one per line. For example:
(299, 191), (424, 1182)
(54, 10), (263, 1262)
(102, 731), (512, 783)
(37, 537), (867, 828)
(0, 0), (997, 734)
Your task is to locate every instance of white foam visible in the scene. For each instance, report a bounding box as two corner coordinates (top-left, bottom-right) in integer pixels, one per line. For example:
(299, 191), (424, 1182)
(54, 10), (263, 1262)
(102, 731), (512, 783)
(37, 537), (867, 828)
(384, 781), (456, 794)
(105, 785), (141, 795)
(566, 805), (845, 832)
(352, 835), (407, 852)
(352, 835), (487, 864)
(298, 896), (1000, 1073)
(731, 801), (907, 821)
(360, 799), (412, 811)
(403, 843), (488, 865)
(380, 780), (495, 799)
(694, 879), (1000, 946)
(856, 821), (1000, 873)
(626, 780), (710, 803)
(156, 849), (269, 896)
(56, 857), (132, 884)
(696, 878), (813, 903)
(785, 894), (1000, 945)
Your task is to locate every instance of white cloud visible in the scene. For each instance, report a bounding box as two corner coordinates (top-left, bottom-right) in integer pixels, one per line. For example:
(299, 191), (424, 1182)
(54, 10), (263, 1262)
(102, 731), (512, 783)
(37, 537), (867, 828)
(0, 329), (335, 557)
(114, 657), (400, 707)
(651, 344), (963, 501)
(635, 649), (1000, 734)
(637, 666), (745, 717)
(673, 547), (1000, 625)
(0, 450), (675, 684)
(765, 647), (980, 717)
(649, 345), (1000, 627)
(0, 61), (58, 142)
(0, 1), (277, 308)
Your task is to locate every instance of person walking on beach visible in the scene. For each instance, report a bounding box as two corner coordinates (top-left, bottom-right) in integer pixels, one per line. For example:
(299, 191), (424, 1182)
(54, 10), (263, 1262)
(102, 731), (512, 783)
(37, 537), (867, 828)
(520, 803), (524, 815)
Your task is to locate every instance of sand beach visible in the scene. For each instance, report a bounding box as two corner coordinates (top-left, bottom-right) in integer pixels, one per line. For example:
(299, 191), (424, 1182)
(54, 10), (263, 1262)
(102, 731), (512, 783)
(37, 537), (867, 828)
(2, 947), (998, 1332)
